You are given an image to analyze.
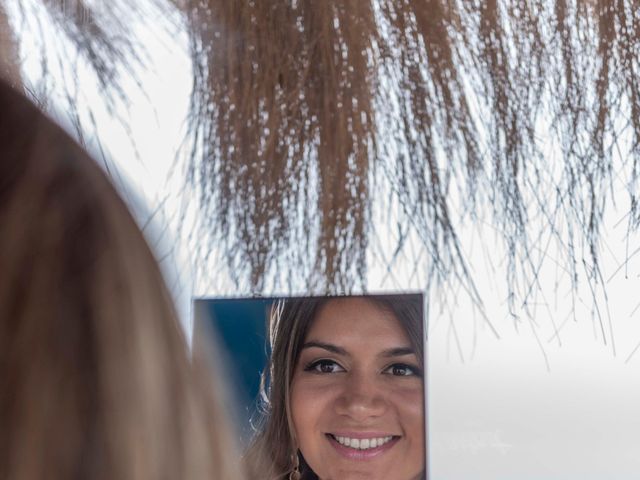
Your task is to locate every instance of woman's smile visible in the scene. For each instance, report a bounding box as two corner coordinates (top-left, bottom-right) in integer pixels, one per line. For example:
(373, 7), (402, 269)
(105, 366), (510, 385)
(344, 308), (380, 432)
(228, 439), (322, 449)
(328, 433), (396, 450)
(290, 297), (425, 480)
(325, 433), (400, 460)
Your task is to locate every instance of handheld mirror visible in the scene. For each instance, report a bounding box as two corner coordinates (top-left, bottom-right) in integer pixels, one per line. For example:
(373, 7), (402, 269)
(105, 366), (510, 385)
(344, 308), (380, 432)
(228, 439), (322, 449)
(194, 293), (428, 480)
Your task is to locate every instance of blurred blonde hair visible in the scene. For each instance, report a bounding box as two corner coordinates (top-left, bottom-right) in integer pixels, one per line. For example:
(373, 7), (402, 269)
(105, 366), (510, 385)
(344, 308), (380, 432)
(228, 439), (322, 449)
(0, 79), (244, 480)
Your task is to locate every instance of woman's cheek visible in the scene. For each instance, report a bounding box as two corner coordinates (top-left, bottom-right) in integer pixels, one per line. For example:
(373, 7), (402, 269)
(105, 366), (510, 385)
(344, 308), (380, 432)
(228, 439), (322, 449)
(292, 374), (344, 399)
(291, 376), (341, 437)
(390, 384), (424, 416)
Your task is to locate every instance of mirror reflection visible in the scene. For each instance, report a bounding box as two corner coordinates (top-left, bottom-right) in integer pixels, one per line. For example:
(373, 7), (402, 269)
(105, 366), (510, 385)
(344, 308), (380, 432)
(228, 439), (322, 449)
(196, 294), (426, 480)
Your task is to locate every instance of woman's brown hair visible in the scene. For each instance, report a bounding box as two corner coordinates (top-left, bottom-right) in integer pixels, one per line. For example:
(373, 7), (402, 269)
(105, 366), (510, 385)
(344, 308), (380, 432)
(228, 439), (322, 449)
(0, 80), (244, 479)
(244, 294), (424, 480)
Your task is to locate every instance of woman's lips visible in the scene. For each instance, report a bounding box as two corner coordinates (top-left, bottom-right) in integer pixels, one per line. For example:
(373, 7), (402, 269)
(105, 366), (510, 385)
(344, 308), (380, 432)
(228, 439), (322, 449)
(326, 433), (400, 460)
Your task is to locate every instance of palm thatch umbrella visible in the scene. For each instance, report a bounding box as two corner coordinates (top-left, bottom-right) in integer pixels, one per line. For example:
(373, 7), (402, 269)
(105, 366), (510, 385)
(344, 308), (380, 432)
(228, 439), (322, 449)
(2, 0), (639, 307)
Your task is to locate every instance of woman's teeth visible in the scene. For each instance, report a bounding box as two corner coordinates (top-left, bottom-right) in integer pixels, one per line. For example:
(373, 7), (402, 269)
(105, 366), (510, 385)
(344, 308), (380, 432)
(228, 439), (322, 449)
(333, 435), (394, 450)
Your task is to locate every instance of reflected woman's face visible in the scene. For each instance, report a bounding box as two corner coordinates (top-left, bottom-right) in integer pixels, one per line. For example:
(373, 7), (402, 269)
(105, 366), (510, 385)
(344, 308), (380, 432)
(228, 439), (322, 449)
(290, 298), (424, 480)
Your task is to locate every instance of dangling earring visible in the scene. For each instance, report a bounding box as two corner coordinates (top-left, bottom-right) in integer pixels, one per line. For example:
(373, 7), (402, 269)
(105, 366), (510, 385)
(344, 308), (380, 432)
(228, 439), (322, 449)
(289, 451), (301, 480)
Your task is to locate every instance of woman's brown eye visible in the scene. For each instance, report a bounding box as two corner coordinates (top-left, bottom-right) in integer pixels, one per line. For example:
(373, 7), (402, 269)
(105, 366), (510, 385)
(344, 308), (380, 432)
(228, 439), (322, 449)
(393, 365), (409, 375)
(384, 363), (421, 377)
(320, 362), (334, 373)
(304, 359), (344, 374)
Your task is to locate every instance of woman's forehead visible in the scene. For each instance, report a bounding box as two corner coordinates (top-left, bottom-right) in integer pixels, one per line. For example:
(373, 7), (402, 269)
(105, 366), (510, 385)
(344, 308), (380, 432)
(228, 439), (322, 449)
(304, 297), (411, 346)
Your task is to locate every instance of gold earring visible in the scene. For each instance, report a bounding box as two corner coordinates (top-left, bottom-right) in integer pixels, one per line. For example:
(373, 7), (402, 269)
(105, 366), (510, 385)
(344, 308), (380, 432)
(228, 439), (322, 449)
(289, 451), (301, 480)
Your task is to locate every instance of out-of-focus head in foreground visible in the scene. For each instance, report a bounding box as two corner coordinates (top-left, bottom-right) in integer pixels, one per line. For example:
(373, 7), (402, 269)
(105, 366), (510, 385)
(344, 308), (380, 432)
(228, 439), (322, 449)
(0, 80), (243, 479)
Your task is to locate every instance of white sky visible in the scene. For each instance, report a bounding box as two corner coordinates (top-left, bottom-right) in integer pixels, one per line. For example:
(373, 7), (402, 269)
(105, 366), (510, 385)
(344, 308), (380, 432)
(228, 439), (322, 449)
(10, 4), (640, 477)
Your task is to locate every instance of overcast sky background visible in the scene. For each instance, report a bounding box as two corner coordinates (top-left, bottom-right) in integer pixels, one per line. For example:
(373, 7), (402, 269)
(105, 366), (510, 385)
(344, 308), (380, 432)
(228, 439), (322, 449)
(11, 4), (640, 477)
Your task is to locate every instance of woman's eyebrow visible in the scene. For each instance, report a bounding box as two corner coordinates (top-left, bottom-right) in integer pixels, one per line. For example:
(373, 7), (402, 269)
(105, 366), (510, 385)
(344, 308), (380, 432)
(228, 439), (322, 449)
(301, 341), (348, 356)
(380, 347), (415, 358)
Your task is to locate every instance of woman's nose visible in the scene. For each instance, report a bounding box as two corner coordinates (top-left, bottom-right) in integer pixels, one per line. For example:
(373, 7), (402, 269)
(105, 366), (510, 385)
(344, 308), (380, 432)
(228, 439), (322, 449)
(334, 374), (388, 420)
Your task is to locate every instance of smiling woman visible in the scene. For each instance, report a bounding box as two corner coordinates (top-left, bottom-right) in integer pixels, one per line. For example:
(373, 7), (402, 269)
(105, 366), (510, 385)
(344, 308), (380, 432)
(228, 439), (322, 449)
(245, 294), (425, 480)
